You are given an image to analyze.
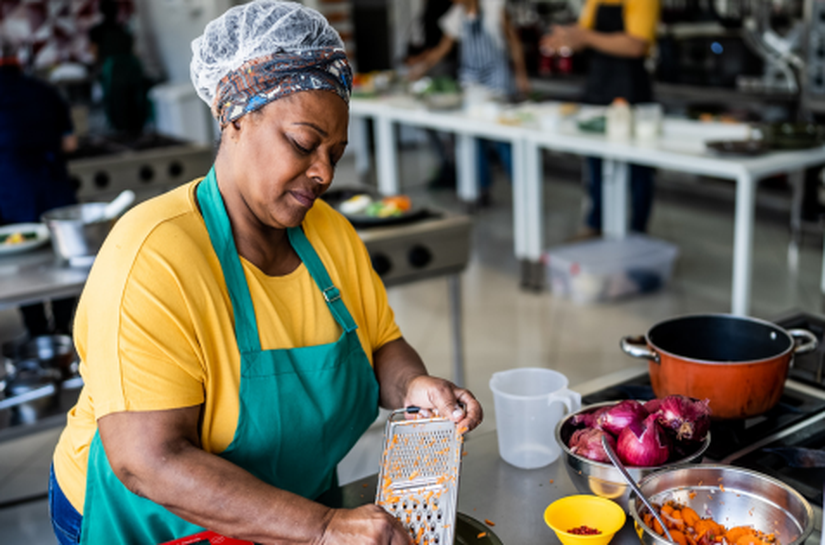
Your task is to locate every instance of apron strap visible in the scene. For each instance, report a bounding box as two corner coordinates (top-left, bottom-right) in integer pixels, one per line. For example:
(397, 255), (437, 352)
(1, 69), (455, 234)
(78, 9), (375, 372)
(288, 226), (358, 334)
(196, 167), (263, 352)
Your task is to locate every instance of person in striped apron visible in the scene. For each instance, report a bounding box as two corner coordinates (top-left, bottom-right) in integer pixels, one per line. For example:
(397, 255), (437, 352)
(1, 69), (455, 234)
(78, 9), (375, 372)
(410, 0), (530, 206)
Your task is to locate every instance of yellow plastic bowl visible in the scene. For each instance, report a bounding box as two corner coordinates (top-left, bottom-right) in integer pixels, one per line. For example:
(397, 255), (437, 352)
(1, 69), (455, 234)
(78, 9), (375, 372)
(545, 495), (626, 545)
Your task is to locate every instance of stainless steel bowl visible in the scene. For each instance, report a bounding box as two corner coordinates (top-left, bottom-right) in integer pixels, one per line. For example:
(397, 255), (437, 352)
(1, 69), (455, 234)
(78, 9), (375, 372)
(629, 464), (814, 545)
(555, 401), (710, 512)
(41, 202), (115, 261)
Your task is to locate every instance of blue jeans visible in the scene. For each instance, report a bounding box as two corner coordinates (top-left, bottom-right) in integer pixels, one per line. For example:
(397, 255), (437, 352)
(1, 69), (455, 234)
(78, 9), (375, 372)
(586, 157), (655, 233)
(477, 139), (512, 191)
(49, 465), (82, 544)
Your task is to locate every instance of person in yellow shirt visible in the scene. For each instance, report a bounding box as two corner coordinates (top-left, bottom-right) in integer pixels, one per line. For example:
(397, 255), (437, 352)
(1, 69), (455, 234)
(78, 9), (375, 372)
(542, 0), (661, 235)
(49, 3), (482, 544)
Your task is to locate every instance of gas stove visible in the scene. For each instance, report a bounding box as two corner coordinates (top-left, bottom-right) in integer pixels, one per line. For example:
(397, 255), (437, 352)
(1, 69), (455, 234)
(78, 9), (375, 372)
(578, 310), (825, 521)
(67, 132), (213, 203)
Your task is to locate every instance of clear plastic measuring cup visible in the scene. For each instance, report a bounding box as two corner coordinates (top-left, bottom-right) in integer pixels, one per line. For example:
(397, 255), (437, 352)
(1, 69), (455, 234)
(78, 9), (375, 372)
(489, 368), (581, 469)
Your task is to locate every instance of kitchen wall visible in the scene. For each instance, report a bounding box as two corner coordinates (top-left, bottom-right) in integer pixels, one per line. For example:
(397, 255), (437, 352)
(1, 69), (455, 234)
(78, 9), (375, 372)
(134, 0), (238, 84)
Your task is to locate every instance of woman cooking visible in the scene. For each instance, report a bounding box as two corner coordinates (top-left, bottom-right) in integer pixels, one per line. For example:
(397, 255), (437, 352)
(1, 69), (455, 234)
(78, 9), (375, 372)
(49, 2), (482, 544)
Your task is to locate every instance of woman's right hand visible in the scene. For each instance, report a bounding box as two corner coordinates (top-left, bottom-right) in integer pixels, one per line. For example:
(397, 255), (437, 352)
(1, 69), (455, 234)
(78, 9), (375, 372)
(319, 505), (413, 544)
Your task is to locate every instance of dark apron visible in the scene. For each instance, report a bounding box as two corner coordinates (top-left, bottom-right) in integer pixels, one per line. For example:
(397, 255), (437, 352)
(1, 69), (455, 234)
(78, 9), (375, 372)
(582, 3), (652, 105)
(78, 168), (380, 544)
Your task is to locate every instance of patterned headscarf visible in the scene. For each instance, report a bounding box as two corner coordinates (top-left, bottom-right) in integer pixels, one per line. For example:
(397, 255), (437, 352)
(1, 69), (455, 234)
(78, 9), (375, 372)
(212, 47), (352, 128)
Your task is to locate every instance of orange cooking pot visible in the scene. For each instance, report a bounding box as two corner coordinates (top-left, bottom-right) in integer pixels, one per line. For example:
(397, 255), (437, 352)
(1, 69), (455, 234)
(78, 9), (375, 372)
(620, 314), (818, 419)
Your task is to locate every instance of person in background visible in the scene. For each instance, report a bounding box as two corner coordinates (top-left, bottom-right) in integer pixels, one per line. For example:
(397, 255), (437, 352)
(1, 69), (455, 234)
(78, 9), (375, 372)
(88, 0), (149, 134)
(541, 0), (660, 236)
(405, 0), (458, 189)
(0, 38), (79, 336)
(49, 3), (482, 544)
(410, 0), (530, 206)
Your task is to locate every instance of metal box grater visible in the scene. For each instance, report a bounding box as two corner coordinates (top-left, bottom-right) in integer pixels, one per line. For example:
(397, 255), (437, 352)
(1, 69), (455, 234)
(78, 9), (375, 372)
(375, 408), (464, 545)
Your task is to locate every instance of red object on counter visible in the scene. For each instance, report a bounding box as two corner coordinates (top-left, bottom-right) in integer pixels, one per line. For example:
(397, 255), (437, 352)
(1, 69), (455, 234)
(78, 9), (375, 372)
(160, 530), (254, 544)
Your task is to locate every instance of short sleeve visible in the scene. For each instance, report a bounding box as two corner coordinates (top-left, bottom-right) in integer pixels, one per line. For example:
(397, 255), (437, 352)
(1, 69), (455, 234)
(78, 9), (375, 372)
(624, 0), (660, 43)
(578, 0), (599, 29)
(80, 221), (210, 417)
(439, 5), (464, 41)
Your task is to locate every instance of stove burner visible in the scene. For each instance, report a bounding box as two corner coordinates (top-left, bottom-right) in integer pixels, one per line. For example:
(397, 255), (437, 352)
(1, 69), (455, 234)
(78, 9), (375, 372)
(69, 133), (188, 160)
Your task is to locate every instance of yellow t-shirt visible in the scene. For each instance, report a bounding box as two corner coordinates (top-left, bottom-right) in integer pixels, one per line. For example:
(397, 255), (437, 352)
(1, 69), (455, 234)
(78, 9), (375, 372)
(579, 0), (660, 46)
(53, 180), (402, 513)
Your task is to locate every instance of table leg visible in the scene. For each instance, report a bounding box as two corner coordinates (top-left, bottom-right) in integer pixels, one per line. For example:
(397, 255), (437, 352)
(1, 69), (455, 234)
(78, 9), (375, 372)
(518, 138), (544, 290)
(788, 170), (804, 273)
(732, 172), (756, 316)
(602, 159), (629, 239)
(374, 114), (399, 196)
(456, 134), (478, 203)
(448, 274), (465, 388)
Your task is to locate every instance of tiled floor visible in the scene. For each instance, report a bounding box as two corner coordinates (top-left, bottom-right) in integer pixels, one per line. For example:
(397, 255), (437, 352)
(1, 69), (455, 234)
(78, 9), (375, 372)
(1, 143), (822, 543)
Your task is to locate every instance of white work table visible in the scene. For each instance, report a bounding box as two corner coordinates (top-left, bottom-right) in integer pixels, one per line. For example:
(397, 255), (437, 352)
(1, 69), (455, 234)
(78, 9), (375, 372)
(350, 96), (825, 315)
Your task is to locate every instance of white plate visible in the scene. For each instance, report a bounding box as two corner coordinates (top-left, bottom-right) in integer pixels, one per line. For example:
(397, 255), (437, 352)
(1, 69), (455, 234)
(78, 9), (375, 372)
(0, 223), (50, 256)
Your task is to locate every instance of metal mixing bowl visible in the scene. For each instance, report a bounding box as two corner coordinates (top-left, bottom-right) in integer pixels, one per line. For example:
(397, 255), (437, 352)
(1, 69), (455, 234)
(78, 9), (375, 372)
(41, 202), (115, 261)
(629, 464), (814, 545)
(555, 401), (711, 512)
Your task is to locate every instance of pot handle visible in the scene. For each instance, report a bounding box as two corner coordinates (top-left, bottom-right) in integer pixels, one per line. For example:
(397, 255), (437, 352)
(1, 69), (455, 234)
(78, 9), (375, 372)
(620, 335), (660, 364)
(789, 329), (818, 356)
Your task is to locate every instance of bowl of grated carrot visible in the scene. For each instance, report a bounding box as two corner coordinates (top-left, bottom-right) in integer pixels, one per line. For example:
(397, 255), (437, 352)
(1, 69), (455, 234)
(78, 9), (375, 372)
(629, 464), (814, 545)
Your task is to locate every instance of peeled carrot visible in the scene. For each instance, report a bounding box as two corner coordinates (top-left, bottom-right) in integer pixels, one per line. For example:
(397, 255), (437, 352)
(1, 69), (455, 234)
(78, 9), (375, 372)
(726, 527), (754, 543)
(670, 530), (688, 545)
(653, 518), (664, 536)
(681, 507), (700, 527)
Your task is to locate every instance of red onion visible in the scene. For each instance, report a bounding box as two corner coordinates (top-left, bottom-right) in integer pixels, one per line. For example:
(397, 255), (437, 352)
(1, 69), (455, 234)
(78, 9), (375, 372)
(569, 427), (616, 463)
(571, 406), (609, 429)
(643, 398), (661, 414)
(654, 395), (711, 442)
(616, 413), (670, 466)
(597, 400), (649, 437)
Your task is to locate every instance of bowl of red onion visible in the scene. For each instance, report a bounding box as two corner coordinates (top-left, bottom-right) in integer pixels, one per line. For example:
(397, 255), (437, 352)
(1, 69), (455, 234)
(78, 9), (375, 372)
(554, 396), (712, 512)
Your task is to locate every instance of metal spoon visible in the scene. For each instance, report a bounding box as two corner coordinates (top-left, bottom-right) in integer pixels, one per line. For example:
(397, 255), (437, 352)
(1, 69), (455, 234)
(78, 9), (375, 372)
(601, 435), (676, 544)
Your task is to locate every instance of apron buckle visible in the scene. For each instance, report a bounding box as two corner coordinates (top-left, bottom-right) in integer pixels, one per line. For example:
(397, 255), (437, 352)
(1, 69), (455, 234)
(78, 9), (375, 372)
(322, 286), (341, 303)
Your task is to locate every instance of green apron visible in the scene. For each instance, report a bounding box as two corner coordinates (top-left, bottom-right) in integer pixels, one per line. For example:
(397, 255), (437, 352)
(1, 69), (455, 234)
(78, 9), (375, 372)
(79, 167), (380, 544)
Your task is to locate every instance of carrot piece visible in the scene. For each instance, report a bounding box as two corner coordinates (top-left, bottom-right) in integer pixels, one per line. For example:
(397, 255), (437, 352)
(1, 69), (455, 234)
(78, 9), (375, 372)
(477, 532), (487, 539)
(736, 534), (768, 545)
(484, 518), (496, 527)
(653, 518), (664, 536)
(681, 507), (700, 527)
(670, 530), (688, 545)
(662, 504), (675, 515)
(726, 526), (753, 543)
(644, 513), (654, 530)
(694, 520), (715, 539)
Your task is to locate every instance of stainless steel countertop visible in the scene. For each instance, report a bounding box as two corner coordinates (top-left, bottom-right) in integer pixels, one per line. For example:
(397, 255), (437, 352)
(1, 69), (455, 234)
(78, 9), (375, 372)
(0, 248), (88, 309)
(340, 430), (639, 544)
(340, 430), (822, 545)
(340, 366), (824, 545)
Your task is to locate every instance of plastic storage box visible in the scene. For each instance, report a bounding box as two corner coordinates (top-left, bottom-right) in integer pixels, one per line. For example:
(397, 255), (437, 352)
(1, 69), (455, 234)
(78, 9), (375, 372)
(544, 235), (678, 303)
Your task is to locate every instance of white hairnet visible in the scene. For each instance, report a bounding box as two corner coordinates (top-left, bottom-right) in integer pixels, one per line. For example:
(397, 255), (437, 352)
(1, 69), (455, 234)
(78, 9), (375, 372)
(191, 0), (345, 108)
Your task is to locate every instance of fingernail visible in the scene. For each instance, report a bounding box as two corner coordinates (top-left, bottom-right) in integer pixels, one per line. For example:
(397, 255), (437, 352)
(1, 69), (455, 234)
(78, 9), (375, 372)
(452, 407), (464, 419)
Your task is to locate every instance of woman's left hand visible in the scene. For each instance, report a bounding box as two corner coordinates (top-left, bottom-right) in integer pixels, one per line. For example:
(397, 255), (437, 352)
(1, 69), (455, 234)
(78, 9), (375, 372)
(402, 375), (483, 433)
